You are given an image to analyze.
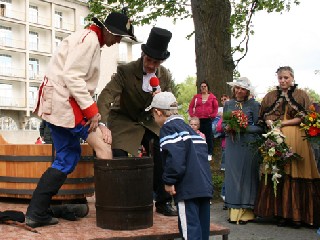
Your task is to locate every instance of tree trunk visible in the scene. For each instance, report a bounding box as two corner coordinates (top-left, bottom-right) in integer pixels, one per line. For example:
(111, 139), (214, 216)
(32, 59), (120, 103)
(191, 0), (234, 99)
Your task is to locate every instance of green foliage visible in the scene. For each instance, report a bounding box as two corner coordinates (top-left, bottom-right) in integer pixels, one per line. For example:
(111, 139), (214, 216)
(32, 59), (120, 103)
(303, 88), (320, 103)
(175, 76), (197, 122)
(85, 0), (192, 26)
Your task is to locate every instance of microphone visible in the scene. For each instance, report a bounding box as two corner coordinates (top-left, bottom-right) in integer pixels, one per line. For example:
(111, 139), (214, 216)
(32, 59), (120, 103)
(150, 77), (160, 92)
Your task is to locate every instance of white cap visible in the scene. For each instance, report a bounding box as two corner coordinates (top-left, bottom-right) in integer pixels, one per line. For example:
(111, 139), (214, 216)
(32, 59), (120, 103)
(145, 92), (178, 111)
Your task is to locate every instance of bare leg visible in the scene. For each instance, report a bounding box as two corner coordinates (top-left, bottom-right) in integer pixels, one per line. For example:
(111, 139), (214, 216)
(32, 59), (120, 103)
(86, 128), (112, 159)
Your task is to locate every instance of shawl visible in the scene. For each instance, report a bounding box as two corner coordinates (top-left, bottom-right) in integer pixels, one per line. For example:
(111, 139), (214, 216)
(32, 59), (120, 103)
(259, 84), (312, 121)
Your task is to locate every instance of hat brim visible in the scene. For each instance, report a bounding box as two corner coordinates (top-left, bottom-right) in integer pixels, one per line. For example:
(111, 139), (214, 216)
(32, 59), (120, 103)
(227, 82), (252, 92)
(141, 44), (170, 60)
(92, 17), (137, 42)
(145, 105), (152, 112)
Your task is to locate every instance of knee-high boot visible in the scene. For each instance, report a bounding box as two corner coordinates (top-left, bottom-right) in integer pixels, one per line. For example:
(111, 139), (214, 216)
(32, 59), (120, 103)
(26, 167), (67, 227)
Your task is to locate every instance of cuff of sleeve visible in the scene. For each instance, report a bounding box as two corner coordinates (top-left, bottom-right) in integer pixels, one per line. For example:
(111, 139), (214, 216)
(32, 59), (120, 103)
(82, 102), (99, 119)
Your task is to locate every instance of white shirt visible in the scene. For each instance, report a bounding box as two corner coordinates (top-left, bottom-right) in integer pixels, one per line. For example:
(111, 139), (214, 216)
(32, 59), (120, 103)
(142, 72), (161, 92)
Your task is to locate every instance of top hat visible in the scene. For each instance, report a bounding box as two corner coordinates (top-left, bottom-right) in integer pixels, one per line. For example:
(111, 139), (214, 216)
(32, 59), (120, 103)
(227, 77), (253, 92)
(141, 27), (172, 60)
(92, 12), (137, 42)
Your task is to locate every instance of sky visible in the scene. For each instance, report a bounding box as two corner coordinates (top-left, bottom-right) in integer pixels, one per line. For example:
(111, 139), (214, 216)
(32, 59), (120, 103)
(132, 0), (320, 98)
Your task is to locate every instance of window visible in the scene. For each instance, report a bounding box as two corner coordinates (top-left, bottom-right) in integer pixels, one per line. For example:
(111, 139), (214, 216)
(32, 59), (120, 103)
(0, 83), (12, 106)
(0, 25), (12, 47)
(54, 11), (62, 29)
(80, 16), (86, 26)
(118, 42), (128, 62)
(55, 36), (63, 47)
(29, 58), (39, 79)
(29, 31), (38, 50)
(0, 54), (12, 75)
(28, 86), (38, 108)
(0, 0), (12, 18)
(29, 5), (38, 23)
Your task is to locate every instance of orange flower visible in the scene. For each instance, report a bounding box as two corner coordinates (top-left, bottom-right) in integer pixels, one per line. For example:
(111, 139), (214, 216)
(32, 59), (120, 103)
(310, 112), (317, 119)
(309, 104), (315, 112)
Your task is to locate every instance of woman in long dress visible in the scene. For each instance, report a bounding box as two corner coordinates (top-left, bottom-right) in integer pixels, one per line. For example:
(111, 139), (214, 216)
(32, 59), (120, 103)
(254, 66), (320, 228)
(223, 77), (263, 224)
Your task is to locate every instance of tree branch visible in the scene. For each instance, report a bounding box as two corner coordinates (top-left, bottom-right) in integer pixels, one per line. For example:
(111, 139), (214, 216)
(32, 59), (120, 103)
(234, 0), (259, 66)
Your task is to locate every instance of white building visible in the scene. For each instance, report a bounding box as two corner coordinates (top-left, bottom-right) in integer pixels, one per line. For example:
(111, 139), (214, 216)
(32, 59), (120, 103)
(0, 0), (137, 143)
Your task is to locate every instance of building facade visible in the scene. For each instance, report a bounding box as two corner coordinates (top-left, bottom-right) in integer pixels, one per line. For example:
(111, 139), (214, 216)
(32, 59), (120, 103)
(0, 0), (136, 143)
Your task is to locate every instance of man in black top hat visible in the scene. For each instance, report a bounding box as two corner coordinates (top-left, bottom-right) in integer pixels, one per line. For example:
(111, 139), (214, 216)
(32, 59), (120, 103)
(97, 27), (178, 216)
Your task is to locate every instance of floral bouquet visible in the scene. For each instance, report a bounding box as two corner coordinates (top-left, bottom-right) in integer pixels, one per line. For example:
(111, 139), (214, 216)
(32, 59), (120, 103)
(223, 110), (248, 140)
(300, 104), (320, 144)
(259, 120), (301, 196)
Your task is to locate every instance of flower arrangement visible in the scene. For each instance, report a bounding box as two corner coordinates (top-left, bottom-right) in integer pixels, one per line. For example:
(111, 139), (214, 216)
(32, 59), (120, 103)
(259, 120), (301, 196)
(223, 110), (248, 135)
(300, 104), (320, 144)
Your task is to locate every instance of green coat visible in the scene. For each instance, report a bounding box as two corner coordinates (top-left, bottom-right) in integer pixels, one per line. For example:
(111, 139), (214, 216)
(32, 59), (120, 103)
(97, 58), (173, 156)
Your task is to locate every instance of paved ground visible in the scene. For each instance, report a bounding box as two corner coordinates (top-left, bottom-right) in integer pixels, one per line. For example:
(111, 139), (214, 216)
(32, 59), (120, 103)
(0, 196), (319, 240)
(211, 201), (320, 240)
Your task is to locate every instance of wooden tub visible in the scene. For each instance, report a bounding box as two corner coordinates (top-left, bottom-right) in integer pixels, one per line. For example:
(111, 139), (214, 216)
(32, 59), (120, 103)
(0, 144), (94, 200)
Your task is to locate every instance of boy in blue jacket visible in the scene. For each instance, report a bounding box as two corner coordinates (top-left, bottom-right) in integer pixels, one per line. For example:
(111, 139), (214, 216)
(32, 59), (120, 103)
(145, 92), (213, 240)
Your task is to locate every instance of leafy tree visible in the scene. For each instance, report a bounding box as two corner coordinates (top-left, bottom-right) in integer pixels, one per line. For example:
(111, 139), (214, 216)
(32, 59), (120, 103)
(86, 0), (299, 99)
(303, 88), (320, 103)
(175, 76), (197, 121)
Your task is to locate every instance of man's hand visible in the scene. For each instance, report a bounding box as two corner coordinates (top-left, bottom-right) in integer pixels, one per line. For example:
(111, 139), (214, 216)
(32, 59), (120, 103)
(165, 185), (176, 196)
(151, 89), (161, 97)
(99, 125), (112, 144)
(85, 113), (101, 133)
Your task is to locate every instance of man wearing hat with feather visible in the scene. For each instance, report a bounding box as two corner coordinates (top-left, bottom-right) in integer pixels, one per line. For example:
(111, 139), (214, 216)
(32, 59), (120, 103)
(97, 27), (178, 216)
(26, 12), (137, 228)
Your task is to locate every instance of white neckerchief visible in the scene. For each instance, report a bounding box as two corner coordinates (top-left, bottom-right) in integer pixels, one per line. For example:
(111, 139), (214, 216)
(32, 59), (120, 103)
(142, 72), (156, 92)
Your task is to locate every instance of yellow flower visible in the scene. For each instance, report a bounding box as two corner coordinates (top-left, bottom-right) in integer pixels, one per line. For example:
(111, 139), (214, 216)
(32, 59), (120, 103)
(268, 148), (275, 157)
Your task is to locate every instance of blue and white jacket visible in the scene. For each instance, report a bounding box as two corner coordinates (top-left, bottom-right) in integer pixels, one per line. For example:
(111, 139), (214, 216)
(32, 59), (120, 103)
(159, 115), (213, 203)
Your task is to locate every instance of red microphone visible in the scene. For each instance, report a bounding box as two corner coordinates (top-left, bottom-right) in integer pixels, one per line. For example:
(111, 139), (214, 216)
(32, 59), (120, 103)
(150, 77), (160, 92)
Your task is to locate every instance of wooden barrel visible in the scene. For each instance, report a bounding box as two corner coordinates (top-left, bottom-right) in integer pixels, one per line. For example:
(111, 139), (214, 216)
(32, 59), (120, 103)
(0, 144), (94, 200)
(95, 157), (154, 230)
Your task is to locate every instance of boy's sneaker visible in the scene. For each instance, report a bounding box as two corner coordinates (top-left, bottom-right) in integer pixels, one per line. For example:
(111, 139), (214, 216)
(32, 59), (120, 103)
(26, 216), (59, 228)
(208, 155), (212, 161)
(156, 202), (178, 216)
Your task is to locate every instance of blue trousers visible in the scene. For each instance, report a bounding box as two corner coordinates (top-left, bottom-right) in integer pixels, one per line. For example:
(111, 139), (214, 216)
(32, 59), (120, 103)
(177, 197), (211, 240)
(48, 123), (89, 174)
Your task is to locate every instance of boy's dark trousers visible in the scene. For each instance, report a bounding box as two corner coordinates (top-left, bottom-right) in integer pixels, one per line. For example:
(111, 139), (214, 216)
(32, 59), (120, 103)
(177, 197), (211, 240)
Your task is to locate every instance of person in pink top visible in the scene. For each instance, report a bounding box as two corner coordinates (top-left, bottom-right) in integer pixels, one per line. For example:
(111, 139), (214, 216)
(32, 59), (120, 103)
(188, 81), (218, 161)
(189, 117), (206, 140)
